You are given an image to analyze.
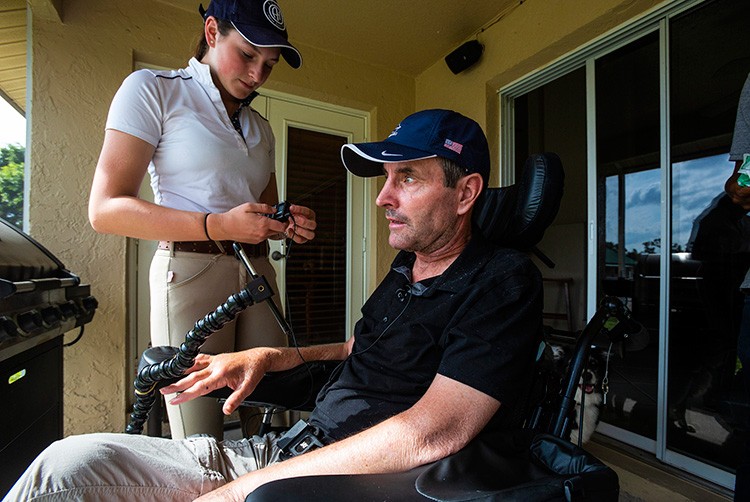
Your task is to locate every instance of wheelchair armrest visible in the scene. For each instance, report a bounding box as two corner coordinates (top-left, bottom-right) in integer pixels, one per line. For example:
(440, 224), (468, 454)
(246, 468), (432, 502)
(207, 360), (340, 412)
(244, 429), (619, 502)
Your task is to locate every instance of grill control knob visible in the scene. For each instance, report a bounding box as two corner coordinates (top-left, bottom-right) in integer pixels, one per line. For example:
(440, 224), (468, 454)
(81, 296), (99, 313)
(59, 300), (78, 320)
(41, 305), (64, 326)
(17, 310), (43, 333)
(0, 316), (18, 340)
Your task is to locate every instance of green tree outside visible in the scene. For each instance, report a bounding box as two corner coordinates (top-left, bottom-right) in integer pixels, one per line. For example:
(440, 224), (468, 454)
(0, 143), (24, 228)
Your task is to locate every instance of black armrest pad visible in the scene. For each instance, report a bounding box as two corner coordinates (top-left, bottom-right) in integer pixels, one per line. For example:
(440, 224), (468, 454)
(414, 430), (618, 501)
(208, 360), (339, 412)
(246, 467), (431, 502)
(244, 430), (618, 502)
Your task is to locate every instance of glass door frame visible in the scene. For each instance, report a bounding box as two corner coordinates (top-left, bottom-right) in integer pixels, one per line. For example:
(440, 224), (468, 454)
(498, 0), (735, 489)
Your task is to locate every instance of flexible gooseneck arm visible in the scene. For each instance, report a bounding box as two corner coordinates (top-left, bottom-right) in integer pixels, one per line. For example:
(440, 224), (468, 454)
(125, 243), (292, 435)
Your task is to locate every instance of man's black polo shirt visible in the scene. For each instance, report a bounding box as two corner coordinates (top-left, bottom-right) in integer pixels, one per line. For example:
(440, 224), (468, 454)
(308, 234), (542, 442)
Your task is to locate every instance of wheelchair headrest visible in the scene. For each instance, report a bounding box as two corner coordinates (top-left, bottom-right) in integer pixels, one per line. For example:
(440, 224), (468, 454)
(472, 152), (564, 250)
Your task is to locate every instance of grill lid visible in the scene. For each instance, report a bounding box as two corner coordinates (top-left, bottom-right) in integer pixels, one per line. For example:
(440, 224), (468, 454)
(0, 218), (79, 298)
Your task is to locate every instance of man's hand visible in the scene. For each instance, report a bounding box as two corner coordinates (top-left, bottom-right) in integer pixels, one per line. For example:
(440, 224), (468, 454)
(160, 348), (273, 415)
(195, 478), (252, 502)
(161, 342), (350, 416)
(725, 160), (750, 211)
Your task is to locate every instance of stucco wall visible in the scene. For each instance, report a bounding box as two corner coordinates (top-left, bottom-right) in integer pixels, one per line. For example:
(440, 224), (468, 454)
(27, 0), (413, 435)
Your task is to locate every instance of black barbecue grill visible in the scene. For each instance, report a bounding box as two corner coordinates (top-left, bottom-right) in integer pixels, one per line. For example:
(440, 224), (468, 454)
(0, 217), (98, 496)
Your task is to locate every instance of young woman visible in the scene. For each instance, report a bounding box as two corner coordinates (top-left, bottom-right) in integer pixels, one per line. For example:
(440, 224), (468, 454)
(88, 0), (316, 440)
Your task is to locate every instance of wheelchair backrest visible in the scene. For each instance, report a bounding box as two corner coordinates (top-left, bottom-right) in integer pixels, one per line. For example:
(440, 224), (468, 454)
(472, 152), (564, 250)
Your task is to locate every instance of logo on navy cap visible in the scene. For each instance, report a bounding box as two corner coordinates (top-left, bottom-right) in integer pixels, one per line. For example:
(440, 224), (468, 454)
(263, 0), (285, 30)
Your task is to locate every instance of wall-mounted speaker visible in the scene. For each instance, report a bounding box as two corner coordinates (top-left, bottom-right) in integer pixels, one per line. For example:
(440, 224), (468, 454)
(444, 40), (484, 75)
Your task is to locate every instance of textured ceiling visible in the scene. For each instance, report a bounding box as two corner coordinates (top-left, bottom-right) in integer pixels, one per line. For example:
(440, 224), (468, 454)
(0, 1), (521, 114)
(0, 1), (26, 114)
(160, 0), (519, 75)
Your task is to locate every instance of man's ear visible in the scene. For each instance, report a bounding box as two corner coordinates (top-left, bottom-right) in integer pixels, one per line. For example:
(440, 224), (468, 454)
(456, 173), (483, 216)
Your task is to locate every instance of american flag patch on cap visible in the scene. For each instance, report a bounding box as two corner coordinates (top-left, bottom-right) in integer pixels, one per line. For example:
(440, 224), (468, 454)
(444, 139), (463, 154)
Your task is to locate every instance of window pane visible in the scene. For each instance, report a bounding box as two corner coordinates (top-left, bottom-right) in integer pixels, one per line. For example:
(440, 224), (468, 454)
(667, 0), (750, 472)
(596, 32), (661, 440)
(285, 127), (348, 345)
(513, 68), (588, 332)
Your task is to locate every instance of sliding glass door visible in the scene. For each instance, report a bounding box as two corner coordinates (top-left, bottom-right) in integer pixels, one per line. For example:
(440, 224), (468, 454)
(503, 0), (750, 488)
(595, 31), (662, 445)
(666, 0), (748, 478)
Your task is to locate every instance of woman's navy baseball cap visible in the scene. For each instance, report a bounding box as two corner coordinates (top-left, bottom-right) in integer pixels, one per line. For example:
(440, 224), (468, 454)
(200, 0), (302, 69)
(341, 109), (490, 186)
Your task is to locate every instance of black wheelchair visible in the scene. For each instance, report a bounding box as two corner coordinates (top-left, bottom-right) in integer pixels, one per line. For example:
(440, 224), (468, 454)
(127, 153), (631, 501)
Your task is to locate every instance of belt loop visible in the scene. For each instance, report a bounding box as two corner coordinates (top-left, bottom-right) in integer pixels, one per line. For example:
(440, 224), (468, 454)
(158, 240), (176, 257)
(215, 241), (226, 254)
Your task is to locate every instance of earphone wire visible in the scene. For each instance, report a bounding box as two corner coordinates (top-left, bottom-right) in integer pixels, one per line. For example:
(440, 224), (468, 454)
(351, 288), (412, 358)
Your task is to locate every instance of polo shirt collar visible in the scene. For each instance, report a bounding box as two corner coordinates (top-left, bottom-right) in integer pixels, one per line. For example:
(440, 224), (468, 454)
(187, 57), (215, 89)
(391, 233), (495, 297)
(186, 57), (259, 107)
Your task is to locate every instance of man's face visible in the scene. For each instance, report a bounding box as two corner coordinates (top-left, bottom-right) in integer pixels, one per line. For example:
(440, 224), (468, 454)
(375, 158), (460, 253)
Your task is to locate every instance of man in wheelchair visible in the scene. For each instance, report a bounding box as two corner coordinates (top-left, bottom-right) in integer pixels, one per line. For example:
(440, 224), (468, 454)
(6, 109), (545, 501)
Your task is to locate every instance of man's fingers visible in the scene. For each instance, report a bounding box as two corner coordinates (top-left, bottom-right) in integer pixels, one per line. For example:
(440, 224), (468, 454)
(160, 373), (198, 395)
(181, 356), (211, 375)
(161, 368), (221, 401)
(220, 374), (265, 415)
(167, 377), (221, 405)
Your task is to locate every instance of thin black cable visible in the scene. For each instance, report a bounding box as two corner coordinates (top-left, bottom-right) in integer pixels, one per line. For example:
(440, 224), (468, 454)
(474, 0), (525, 38)
(577, 364), (586, 447)
(63, 325), (85, 347)
(275, 214), (315, 410)
(352, 290), (412, 358)
(238, 281), (414, 427)
(289, 286), (415, 403)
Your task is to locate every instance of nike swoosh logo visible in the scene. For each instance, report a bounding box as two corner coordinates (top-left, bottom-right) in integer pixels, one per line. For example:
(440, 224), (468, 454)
(381, 151), (403, 157)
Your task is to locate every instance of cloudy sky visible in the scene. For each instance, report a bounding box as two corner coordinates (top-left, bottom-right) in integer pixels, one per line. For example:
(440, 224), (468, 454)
(607, 153), (735, 253)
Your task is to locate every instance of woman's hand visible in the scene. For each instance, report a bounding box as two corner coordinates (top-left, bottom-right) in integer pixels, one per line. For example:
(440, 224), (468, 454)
(160, 348), (272, 415)
(208, 202), (289, 244)
(284, 204), (317, 244)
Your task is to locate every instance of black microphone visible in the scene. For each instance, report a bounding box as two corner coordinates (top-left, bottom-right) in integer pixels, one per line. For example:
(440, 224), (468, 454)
(396, 285), (412, 301)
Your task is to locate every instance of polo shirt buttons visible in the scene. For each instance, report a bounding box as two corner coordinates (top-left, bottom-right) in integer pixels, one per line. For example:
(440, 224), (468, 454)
(382, 317), (388, 323)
